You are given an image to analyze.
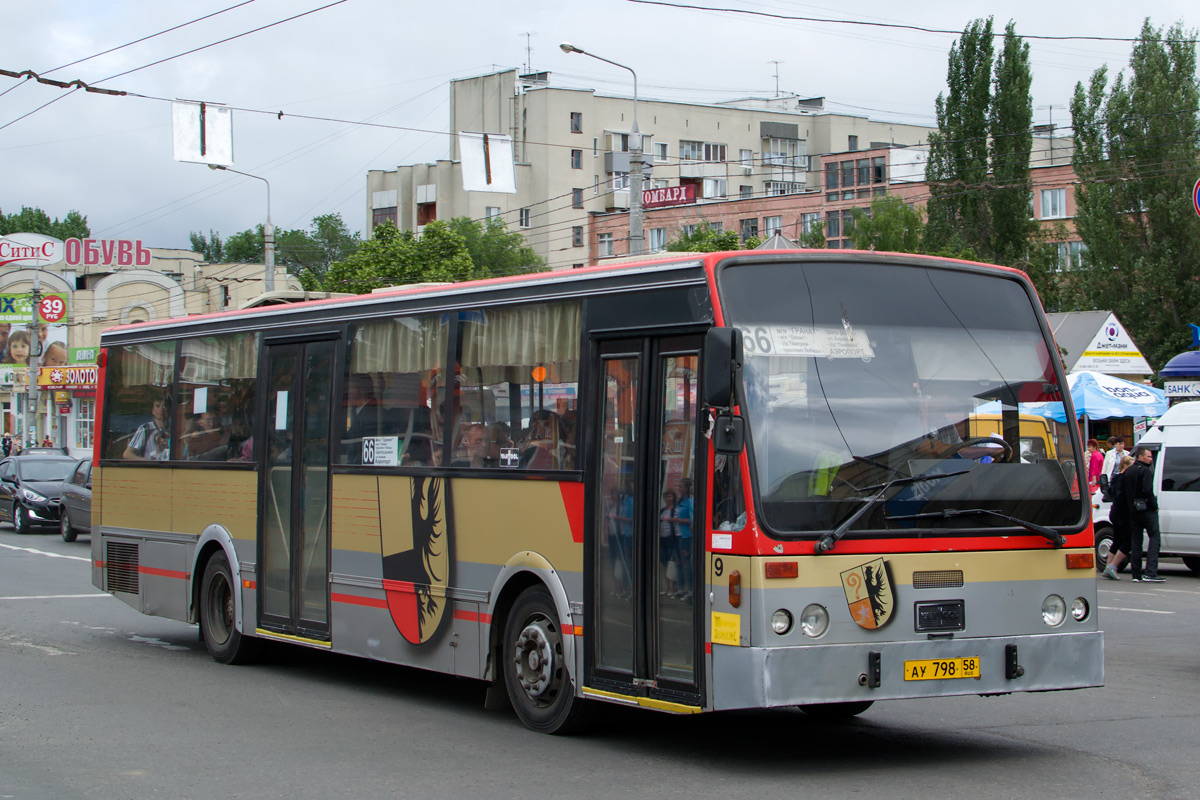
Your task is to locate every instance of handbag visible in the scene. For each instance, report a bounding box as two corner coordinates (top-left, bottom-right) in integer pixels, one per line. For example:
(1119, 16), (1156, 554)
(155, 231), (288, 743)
(1133, 498), (1148, 512)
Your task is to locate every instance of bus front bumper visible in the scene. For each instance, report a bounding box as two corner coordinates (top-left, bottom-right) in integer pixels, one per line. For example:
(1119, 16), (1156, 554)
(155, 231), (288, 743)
(711, 631), (1103, 710)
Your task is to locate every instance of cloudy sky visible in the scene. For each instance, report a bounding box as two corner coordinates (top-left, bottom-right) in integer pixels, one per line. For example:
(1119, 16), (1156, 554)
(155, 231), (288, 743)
(1, 0), (1194, 251)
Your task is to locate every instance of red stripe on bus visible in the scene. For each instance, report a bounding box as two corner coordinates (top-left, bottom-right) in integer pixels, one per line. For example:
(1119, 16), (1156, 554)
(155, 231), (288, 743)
(93, 560), (105, 568)
(559, 482), (585, 544)
(381, 578), (415, 593)
(454, 609), (478, 622)
(138, 566), (188, 580)
(479, 613), (492, 625)
(331, 592), (388, 609)
(705, 642), (712, 654)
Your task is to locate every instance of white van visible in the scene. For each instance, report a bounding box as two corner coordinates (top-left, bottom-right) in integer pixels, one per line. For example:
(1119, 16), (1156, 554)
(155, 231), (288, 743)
(1092, 401), (1200, 575)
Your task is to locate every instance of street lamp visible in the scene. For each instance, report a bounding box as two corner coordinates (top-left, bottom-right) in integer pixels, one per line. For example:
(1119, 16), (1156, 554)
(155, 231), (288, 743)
(560, 41), (643, 256)
(208, 164), (276, 292)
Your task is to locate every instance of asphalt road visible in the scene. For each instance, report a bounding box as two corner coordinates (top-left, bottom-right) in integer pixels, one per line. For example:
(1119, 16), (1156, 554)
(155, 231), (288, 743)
(2, 525), (1198, 800)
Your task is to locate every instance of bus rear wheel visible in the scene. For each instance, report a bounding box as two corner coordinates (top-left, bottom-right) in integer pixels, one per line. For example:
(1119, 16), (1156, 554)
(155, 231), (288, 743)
(502, 585), (586, 734)
(798, 701), (874, 719)
(199, 551), (259, 665)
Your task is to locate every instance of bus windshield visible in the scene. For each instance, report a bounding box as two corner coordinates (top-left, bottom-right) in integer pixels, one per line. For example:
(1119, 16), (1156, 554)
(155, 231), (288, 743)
(718, 259), (1084, 538)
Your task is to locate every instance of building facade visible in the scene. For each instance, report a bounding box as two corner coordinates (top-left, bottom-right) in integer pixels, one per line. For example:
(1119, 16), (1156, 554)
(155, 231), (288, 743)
(0, 237), (299, 456)
(366, 69), (936, 270)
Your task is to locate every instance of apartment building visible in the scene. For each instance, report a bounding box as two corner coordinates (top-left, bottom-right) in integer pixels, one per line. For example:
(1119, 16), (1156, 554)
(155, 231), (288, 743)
(365, 69), (935, 270)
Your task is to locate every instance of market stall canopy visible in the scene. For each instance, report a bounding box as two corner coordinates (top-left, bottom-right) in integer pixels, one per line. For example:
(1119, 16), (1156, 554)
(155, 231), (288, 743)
(1012, 371), (1167, 422)
(1160, 349), (1200, 377)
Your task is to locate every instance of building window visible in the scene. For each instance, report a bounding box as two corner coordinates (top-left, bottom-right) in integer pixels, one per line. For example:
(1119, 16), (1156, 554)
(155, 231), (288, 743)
(679, 140), (703, 161)
(766, 181), (804, 196)
(571, 149), (583, 169)
(572, 226), (584, 247)
(648, 227), (667, 252)
(372, 207), (398, 228)
(739, 185), (753, 199)
(740, 218), (759, 241)
(606, 132), (630, 152)
(872, 156), (886, 183)
(654, 141), (669, 162)
(827, 239), (841, 249)
(703, 143), (727, 163)
(825, 211), (841, 238)
(75, 398), (95, 449)
(709, 222), (723, 233)
(570, 112), (582, 133)
(827, 192), (840, 202)
(764, 216), (783, 237)
(485, 206), (501, 220)
(598, 232), (614, 257)
(857, 189), (872, 200)
(1040, 188), (1067, 219)
(1055, 240), (1088, 271)
(702, 178), (727, 198)
(594, 175), (601, 195)
(825, 163), (839, 189)
(842, 190), (856, 201)
(801, 212), (821, 234)
(610, 172), (630, 190)
(417, 201), (436, 225)
(519, 208), (531, 228)
(652, 179), (669, 189)
(873, 187), (887, 196)
(848, 134), (858, 151)
(764, 138), (804, 166)
(841, 161), (855, 188)
(593, 137), (599, 157)
(572, 188), (584, 209)
(842, 209), (856, 236)
(856, 159), (870, 185)
(221, 285), (231, 310)
(681, 223), (699, 238)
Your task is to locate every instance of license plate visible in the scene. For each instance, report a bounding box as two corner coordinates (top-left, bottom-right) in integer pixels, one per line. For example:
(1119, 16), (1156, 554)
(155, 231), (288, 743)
(903, 657), (981, 681)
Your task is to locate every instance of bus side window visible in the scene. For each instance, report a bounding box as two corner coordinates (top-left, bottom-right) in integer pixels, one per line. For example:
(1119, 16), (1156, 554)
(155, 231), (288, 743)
(712, 452), (746, 531)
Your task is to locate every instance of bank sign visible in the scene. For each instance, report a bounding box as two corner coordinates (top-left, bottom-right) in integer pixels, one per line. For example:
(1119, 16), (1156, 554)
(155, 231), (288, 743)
(1075, 313), (1152, 375)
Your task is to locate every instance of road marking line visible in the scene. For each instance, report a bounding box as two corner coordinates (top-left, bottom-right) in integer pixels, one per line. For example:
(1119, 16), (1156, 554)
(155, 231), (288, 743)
(0, 593), (112, 600)
(0, 542), (90, 562)
(1099, 605), (1174, 614)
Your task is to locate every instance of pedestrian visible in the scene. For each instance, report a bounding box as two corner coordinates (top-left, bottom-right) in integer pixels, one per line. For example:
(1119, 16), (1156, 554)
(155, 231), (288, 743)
(1, 433), (11, 457)
(40, 435), (52, 448)
(1101, 435), (1127, 482)
(1102, 455), (1136, 580)
(1126, 446), (1164, 583)
(1086, 439), (1104, 494)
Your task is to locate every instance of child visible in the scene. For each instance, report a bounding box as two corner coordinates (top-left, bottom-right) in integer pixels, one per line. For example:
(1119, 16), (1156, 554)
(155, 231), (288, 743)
(41, 341), (68, 367)
(2, 330), (31, 364)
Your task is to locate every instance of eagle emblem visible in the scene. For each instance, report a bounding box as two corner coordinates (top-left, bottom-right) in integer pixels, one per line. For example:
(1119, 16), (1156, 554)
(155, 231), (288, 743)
(381, 476), (451, 645)
(840, 558), (894, 630)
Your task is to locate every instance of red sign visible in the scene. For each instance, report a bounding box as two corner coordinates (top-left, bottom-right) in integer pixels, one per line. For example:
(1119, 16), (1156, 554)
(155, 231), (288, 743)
(642, 184), (696, 209)
(63, 238), (152, 267)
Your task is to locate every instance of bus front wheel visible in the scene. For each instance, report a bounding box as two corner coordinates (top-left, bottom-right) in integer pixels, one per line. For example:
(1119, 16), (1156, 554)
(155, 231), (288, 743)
(502, 585), (586, 734)
(799, 701), (874, 719)
(199, 551), (259, 665)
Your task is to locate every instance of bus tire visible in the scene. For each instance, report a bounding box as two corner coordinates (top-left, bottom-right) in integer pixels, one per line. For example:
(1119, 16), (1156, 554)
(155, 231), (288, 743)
(798, 701), (874, 719)
(199, 551), (259, 665)
(502, 585), (586, 734)
(60, 508), (78, 542)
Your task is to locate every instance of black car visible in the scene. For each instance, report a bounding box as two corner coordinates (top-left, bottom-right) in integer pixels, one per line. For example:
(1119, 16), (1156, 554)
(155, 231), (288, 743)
(0, 455), (78, 534)
(58, 458), (92, 542)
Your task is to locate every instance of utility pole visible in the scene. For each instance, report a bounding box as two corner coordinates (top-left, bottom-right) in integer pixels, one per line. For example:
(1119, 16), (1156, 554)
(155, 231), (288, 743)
(23, 276), (41, 447)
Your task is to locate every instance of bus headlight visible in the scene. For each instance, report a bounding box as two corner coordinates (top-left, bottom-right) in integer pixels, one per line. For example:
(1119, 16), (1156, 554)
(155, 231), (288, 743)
(1041, 595), (1066, 627)
(1071, 597), (1090, 622)
(771, 609), (793, 635)
(799, 604), (828, 638)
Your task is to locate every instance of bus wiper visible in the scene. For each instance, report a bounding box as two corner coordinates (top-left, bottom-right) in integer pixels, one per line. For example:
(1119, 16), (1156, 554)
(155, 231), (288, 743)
(883, 508), (1065, 547)
(813, 468), (970, 555)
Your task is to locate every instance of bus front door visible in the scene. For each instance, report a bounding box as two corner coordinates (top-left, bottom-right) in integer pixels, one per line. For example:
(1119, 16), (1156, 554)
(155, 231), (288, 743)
(590, 335), (703, 706)
(258, 339), (336, 641)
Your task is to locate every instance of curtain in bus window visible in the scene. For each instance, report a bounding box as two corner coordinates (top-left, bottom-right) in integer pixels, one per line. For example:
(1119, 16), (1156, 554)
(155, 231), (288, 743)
(340, 313), (447, 467)
(175, 332), (259, 462)
(453, 301), (581, 470)
(104, 342), (177, 461)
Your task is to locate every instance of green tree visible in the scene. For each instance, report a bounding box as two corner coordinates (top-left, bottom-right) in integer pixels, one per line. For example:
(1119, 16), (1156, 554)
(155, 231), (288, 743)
(797, 222), (826, 250)
(189, 229), (225, 262)
(0, 206), (90, 239)
(989, 22), (1038, 266)
(1068, 19), (1200, 369)
(319, 220), (479, 294)
(925, 18), (994, 258)
(445, 216), (544, 277)
(222, 225), (266, 264)
(666, 223), (742, 252)
(848, 196), (925, 252)
(277, 213), (362, 287)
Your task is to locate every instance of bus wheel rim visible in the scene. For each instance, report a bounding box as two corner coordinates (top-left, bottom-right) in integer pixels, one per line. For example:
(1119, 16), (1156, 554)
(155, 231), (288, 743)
(514, 619), (557, 701)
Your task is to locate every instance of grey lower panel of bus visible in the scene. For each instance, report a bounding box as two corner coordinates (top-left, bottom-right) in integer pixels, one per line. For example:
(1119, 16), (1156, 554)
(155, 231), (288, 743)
(710, 631), (1103, 710)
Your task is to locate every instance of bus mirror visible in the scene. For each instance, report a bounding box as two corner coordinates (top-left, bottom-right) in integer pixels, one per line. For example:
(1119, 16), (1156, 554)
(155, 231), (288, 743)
(704, 327), (743, 409)
(713, 412), (745, 455)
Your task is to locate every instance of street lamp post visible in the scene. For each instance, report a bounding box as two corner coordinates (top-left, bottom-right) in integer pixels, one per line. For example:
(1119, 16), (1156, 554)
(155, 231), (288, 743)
(209, 164), (276, 292)
(560, 42), (643, 256)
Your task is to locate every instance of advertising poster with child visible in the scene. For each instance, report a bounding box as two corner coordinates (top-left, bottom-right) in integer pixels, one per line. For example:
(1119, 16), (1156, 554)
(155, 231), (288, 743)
(0, 293), (70, 369)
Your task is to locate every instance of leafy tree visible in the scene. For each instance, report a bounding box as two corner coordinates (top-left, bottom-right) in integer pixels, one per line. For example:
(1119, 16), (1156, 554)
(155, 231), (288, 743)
(797, 222), (826, 250)
(848, 196), (924, 252)
(277, 213), (362, 287)
(0, 206), (90, 239)
(189, 229), (225, 262)
(222, 225), (266, 264)
(925, 20), (1038, 267)
(445, 217), (544, 277)
(319, 220), (479, 294)
(666, 223), (742, 252)
(1068, 19), (1200, 369)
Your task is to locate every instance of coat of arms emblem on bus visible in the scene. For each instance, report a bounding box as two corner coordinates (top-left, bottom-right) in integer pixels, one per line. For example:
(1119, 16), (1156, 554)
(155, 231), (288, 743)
(840, 558), (894, 630)
(381, 476), (452, 645)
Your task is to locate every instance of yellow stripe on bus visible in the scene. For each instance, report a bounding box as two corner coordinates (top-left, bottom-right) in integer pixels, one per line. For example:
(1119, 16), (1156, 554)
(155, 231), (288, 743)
(582, 687), (702, 714)
(253, 628), (333, 648)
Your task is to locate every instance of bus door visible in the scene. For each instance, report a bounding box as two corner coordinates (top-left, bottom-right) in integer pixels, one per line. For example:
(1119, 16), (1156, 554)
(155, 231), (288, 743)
(590, 335), (703, 705)
(258, 338), (337, 641)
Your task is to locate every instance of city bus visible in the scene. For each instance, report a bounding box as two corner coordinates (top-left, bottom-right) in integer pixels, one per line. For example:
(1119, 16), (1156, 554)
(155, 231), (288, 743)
(91, 250), (1102, 733)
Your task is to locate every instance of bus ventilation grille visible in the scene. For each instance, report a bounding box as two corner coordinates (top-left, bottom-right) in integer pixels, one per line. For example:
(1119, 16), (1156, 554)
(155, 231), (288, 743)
(912, 570), (964, 589)
(106, 541), (140, 595)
